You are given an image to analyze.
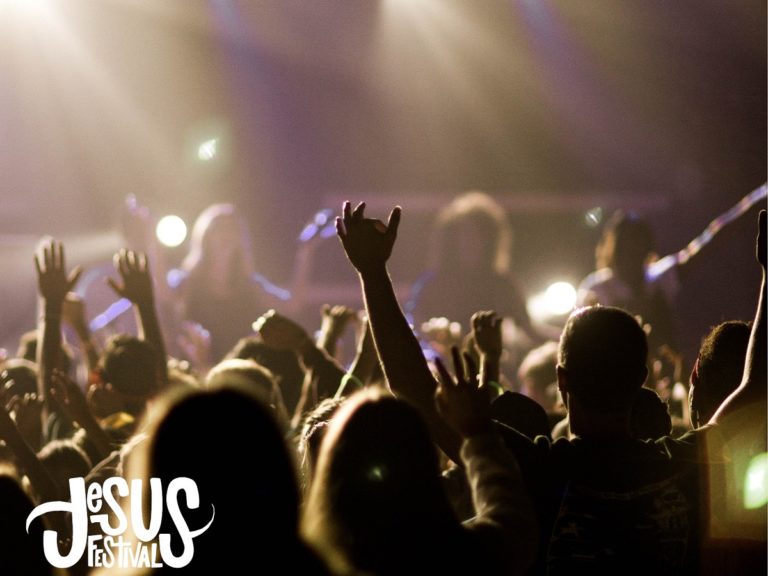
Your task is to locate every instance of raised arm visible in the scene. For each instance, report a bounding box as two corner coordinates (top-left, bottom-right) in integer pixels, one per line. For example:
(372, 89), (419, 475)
(34, 240), (82, 419)
(62, 293), (100, 374)
(471, 311), (503, 392)
(107, 249), (168, 385)
(336, 202), (462, 461)
(316, 304), (356, 358)
(435, 348), (537, 574)
(709, 210), (766, 437)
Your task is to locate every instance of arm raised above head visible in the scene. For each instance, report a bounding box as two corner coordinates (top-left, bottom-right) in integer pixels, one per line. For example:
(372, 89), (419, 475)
(709, 210), (766, 438)
(336, 202), (462, 462)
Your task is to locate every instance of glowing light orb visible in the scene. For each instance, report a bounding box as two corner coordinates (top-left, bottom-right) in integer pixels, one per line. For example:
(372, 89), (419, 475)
(197, 138), (218, 161)
(543, 281), (577, 316)
(744, 452), (768, 510)
(584, 207), (603, 228)
(156, 215), (187, 247)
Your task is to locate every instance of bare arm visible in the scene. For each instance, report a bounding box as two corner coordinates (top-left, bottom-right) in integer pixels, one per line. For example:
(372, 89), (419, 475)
(34, 240), (82, 421)
(108, 249), (168, 385)
(709, 210), (766, 438)
(336, 202), (462, 462)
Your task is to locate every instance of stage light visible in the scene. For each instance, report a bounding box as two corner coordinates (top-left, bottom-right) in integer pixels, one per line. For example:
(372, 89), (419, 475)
(544, 281), (577, 315)
(197, 138), (218, 161)
(156, 215), (187, 247)
(584, 207), (603, 227)
(744, 453), (768, 510)
(527, 280), (577, 322)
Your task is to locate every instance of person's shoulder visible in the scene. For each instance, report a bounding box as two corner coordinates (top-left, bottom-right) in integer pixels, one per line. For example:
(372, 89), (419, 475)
(655, 424), (726, 462)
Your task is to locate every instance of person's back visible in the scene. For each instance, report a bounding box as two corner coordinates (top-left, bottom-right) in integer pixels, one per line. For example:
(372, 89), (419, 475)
(497, 306), (704, 574)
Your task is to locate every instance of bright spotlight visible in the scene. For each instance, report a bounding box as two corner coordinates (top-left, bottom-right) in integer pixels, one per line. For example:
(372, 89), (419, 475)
(544, 282), (577, 315)
(584, 207), (603, 228)
(197, 138), (218, 161)
(156, 215), (187, 248)
(527, 280), (578, 322)
(744, 453), (768, 510)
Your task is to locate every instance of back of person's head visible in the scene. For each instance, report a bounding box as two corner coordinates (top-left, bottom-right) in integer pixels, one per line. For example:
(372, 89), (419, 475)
(690, 321), (751, 428)
(298, 397), (346, 487)
(558, 306), (648, 413)
(304, 390), (458, 574)
(431, 190), (512, 275)
(517, 341), (559, 411)
(37, 439), (92, 494)
(205, 358), (284, 419)
(1, 358), (38, 400)
(99, 335), (159, 415)
(128, 386), (300, 567)
(0, 472), (54, 575)
(598, 211), (655, 287)
(227, 336), (304, 413)
(630, 388), (672, 440)
(491, 391), (551, 440)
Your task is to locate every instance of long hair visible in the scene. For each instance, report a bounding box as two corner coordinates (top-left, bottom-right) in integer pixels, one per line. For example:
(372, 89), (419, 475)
(181, 203), (255, 282)
(303, 390), (460, 574)
(125, 386), (301, 569)
(428, 191), (512, 275)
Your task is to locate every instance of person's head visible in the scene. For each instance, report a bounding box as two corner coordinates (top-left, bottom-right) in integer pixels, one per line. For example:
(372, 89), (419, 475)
(37, 439), (92, 494)
(205, 358), (287, 425)
(0, 473), (54, 575)
(430, 191), (512, 274)
(298, 397), (345, 489)
(303, 390), (458, 574)
(557, 306), (648, 429)
(689, 321), (751, 428)
(630, 388), (672, 440)
(127, 386), (300, 564)
(92, 335), (160, 417)
(597, 211), (655, 288)
(517, 341), (559, 411)
(183, 203), (254, 279)
(0, 359), (38, 403)
(490, 392), (551, 440)
(227, 336), (304, 413)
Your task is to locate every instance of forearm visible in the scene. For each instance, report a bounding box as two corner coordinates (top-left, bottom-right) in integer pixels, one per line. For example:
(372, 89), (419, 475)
(359, 266), (462, 461)
(37, 304), (63, 416)
(481, 353), (501, 388)
(298, 340), (346, 400)
(710, 271), (766, 431)
(135, 302), (168, 385)
(73, 325), (100, 374)
(462, 432), (538, 573)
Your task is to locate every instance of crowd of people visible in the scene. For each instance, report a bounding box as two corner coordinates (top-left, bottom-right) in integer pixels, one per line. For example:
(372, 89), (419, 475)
(0, 195), (764, 575)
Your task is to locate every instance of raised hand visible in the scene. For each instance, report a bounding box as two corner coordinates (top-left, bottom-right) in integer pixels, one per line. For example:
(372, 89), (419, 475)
(471, 311), (503, 357)
(107, 249), (154, 305)
(336, 201), (401, 274)
(253, 309), (312, 352)
(34, 240), (82, 306)
(320, 304), (357, 343)
(434, 346), (492, 438)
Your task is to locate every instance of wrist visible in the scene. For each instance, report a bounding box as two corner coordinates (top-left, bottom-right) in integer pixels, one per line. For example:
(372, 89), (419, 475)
(357, 264), (388, 279)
